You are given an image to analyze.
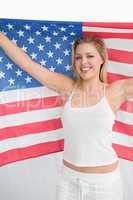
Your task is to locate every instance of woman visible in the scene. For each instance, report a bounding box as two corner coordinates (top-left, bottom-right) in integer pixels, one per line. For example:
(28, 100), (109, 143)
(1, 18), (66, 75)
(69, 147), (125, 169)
(0, 32), (132, 199)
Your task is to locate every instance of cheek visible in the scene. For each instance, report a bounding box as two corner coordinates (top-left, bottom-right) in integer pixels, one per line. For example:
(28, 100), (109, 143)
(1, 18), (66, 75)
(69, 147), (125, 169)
(97, 56), (104, 65)
(75, 60), (80, 66)
(75, 62), (80, 70)
(95, 57), (103, 67)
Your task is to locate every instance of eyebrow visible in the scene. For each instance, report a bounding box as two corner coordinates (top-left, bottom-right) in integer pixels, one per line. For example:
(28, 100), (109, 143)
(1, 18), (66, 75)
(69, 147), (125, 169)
(75, 52), (94, 55)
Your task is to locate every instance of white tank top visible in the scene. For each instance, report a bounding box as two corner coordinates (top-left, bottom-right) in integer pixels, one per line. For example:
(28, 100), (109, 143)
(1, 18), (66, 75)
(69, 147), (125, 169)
(61, 83), (118, 167)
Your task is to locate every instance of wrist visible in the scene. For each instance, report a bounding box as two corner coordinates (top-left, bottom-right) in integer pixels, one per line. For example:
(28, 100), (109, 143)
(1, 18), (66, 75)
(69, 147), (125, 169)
(0, 32), (4, 46)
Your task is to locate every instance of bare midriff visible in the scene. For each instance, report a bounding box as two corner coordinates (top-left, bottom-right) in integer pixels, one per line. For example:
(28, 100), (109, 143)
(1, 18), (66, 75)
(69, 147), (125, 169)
(63, 159), (119, 173)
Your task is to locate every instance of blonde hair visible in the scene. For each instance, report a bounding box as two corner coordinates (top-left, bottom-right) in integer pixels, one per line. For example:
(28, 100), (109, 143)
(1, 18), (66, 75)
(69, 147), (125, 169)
(71, 35), (108, 83)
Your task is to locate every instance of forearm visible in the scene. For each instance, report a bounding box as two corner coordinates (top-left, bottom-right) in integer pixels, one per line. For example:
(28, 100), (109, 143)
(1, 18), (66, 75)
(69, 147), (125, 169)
(0, 32), (34, 70)
(125, 78), (133, 100)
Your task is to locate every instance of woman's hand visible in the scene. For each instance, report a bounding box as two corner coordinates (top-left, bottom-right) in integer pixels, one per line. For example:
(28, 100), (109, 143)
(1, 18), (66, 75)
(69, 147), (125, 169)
(0, 32), (4, 45)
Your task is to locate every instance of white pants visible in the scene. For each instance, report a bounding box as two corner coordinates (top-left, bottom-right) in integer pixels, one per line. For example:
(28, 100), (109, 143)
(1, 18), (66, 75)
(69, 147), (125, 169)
(56, 164), (124, 200)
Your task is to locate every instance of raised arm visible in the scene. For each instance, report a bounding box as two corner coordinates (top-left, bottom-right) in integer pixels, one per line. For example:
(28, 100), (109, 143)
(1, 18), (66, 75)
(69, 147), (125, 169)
(0, 32), (74, 94)
(109, 78), (133, 111)
(123, 78), (133, 100)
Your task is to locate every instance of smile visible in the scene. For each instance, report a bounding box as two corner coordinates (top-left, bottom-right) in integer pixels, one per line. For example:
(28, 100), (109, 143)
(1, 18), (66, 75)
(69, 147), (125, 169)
(80, 67), (93, 72)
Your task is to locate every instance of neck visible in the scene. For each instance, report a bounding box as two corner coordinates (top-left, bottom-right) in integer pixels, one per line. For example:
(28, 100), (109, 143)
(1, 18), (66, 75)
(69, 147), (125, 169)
(79, 78), (104, 93)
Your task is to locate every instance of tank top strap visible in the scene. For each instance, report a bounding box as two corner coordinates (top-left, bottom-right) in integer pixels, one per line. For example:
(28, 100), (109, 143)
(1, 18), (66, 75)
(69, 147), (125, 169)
(103, 83), (106, 97)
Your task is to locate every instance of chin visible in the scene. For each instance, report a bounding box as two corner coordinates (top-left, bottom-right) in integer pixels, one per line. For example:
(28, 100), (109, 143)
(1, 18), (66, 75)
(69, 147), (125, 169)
(80, 74), (94, 81)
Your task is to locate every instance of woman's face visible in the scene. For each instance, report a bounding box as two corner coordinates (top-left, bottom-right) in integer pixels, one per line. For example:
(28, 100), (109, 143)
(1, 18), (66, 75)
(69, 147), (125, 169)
(74, 42), (104, 81)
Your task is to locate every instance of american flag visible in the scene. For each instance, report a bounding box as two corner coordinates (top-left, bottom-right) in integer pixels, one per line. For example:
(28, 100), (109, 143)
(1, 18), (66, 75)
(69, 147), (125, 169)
(0, 19), (132, 166)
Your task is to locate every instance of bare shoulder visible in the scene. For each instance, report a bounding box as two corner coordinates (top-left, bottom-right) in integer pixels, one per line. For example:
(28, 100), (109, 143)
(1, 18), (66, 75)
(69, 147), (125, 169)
(60, 80), (77, 106)
(105, 80), (126, 112)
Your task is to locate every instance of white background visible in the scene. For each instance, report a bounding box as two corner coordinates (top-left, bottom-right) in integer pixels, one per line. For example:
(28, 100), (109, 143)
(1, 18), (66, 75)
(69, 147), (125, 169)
(1, 0), (133, 22)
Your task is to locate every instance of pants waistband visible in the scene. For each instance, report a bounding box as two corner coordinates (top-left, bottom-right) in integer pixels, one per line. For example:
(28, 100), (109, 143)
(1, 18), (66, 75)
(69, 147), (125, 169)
(61, 164), (121, 184)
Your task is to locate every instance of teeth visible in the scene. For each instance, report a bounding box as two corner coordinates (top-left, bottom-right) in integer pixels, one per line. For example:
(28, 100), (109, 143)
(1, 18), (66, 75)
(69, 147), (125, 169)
(81, 67), (92, 71)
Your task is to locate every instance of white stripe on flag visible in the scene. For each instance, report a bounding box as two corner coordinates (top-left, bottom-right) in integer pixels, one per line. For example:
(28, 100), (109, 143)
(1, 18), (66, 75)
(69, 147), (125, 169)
(107, 61), (133, 76)
(105, 39), (133, 51)
(0, 107), (62, 129)
(82, 26), (133, 33)
(0, 128), (64, 153)
(0, 86), (58, 104)
(112, 131), (133, 147)
(116, 110), (133, 125)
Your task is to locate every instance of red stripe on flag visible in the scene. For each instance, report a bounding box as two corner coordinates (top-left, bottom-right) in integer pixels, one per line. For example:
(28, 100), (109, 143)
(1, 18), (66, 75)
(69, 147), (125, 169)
(108, 48), (133, 64)
(0, 118), (63, 141)
(0, 139), (64, 167)
(120, 101), (133, 113)
(83, 22), (133, 29)
(0, 96), (63, 116)
(113, 121), (133, 136)
(112, 143), (133, 161)
(107, 72), (131, 83)
(83, 31), (133, 39)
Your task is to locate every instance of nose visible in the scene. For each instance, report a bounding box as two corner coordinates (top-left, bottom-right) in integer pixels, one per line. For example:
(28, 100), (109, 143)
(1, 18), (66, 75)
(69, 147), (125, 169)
(81, 56), (88, 65)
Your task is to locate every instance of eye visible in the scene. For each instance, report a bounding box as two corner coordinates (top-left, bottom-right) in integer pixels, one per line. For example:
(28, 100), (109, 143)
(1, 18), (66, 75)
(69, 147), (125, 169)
(75, 56), (81, 60)
(87, 55), (94, 58)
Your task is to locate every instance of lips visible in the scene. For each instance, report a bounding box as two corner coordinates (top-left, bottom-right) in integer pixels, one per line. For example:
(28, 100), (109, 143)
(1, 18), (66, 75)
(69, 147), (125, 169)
(80, 66), (92, 72)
